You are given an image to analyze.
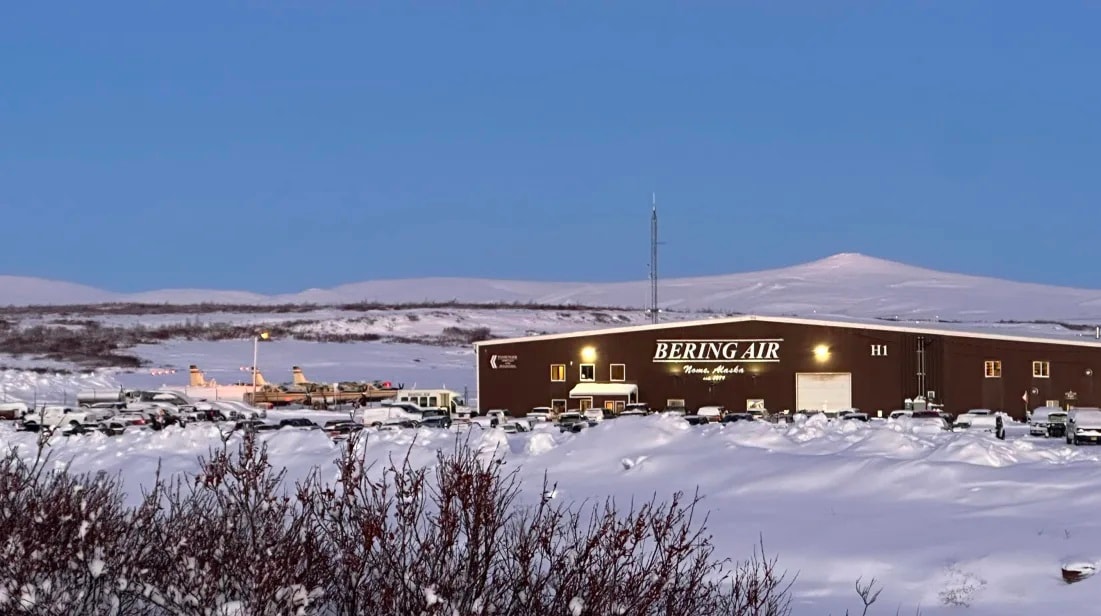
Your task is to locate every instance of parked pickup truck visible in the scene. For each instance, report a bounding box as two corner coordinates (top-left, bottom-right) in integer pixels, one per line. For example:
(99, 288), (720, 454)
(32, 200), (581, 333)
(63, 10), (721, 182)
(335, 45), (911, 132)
(22, 406), (114, 432)
(1029, 406), (1068, 438)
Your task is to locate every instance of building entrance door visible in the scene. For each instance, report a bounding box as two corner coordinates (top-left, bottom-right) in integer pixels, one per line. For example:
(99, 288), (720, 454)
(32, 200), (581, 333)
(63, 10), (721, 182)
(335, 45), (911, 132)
(795, 373), (852, 412)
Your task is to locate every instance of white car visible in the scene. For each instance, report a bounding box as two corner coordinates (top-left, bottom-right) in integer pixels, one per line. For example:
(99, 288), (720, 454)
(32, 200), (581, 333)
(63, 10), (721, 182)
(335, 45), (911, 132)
(953, 412), (1006, 439)
(583, 408), (605, 423)
(696, 406), (725, 423)
(526, 407), (553, 422)
(500, 420), (532, 434)
(906, 411), (951, 431)
(1066, 408), (1101, 445)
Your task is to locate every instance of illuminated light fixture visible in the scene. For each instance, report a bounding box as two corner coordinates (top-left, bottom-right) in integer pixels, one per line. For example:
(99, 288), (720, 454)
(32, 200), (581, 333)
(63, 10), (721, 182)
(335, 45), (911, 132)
(580, 346), (597, 363)
(813, 344), (830, 360)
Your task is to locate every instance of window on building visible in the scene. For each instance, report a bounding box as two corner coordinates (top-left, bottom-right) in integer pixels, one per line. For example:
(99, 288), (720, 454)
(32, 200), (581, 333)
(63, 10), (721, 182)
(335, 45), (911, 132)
(551, 399), (567, 412)
(747, 399), (766, 411)
(580, 364), (595, 381)
(578, 398), (593, 410)
(1033, 361), (1050, 378)
(550, 364), (566, 382)
(984, 360), (1002, 378)
(666, 398), (686, 409)
(1046, 399), (1061, 408)
(610, 363), (626, 381)
(614, 400), (625, 413)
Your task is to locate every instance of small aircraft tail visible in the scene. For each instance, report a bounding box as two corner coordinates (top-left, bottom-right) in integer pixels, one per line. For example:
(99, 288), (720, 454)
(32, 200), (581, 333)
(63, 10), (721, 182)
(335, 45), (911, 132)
(189, 365), (208, 387)
(253, 368), (268, 387)
(292, 366), (308, 385)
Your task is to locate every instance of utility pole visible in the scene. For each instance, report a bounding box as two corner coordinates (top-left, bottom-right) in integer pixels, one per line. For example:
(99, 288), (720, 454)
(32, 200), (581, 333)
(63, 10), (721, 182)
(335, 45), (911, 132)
(649, 193), (659, 324)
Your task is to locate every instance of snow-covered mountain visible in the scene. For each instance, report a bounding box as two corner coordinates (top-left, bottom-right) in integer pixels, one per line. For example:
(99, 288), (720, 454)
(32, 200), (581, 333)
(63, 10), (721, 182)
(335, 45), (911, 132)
(4, 253), (1101, 321)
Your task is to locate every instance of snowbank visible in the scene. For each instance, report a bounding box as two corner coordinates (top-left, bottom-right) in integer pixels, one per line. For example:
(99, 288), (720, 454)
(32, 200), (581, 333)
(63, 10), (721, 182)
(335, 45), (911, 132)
(4, 414), (1101, 614)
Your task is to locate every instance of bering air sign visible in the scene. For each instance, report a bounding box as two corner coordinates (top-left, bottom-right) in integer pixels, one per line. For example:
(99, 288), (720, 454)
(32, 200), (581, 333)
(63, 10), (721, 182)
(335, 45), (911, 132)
(652, 339), (783, 363)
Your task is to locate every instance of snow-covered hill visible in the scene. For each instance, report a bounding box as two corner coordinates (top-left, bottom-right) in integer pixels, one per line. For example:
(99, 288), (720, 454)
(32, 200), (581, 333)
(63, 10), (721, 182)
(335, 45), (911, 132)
(4, 253), (1101, 321)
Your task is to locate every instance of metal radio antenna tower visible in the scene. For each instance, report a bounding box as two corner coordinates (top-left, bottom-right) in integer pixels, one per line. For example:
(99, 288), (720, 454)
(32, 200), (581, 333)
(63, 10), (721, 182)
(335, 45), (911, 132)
(649, 193), (659, 324)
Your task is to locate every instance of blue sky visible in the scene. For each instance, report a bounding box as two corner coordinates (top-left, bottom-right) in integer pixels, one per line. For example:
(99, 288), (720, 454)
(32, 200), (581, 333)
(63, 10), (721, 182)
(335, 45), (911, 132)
(1, 3), (1098, 293)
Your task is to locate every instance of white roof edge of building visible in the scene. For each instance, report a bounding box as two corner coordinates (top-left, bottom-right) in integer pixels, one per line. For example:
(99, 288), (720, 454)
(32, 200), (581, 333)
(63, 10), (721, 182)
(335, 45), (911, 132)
(472, 314), (1101, 349)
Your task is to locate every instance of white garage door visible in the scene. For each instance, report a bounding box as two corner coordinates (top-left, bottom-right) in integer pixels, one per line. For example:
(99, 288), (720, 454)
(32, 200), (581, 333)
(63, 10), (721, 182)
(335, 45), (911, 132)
(796, 373), (852, 412)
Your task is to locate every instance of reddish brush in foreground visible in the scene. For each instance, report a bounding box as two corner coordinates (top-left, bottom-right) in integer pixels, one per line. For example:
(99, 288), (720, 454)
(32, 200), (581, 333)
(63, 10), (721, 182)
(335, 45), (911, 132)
(0, 434), (793, 615)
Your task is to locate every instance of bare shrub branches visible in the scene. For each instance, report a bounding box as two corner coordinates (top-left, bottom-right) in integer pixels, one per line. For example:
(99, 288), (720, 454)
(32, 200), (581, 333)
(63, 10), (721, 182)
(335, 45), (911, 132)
(0, 433), (793, 615)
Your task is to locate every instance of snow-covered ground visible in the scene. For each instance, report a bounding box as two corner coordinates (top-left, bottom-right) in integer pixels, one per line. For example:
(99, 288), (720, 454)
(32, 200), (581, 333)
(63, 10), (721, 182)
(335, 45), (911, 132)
(2, 413), (1099, 615)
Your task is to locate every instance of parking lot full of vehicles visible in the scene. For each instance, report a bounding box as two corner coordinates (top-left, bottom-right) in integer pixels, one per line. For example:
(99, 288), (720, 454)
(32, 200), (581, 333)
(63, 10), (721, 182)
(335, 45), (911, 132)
(3, 386), (1101, 448)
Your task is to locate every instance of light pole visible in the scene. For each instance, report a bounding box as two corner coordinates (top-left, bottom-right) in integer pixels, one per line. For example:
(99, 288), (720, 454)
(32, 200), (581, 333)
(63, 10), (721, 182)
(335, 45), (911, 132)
(252, 331), (270, 404)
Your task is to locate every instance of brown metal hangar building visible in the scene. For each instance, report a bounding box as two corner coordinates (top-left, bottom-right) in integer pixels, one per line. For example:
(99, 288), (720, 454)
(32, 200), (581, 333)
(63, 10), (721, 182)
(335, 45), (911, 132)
(473, 315), (1101, 421)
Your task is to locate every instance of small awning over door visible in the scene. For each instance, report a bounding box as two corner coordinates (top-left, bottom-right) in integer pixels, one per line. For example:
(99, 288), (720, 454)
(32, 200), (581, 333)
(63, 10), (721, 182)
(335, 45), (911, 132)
(569, 383), (638, 398)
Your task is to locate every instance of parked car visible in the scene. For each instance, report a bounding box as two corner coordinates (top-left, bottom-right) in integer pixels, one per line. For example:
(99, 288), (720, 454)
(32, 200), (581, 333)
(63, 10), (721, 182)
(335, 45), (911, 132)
(526, 407), (554, 422)
(376, 418), (420, 431)
(696, 406), (725, 423)
(96, 420), (131, 436)
(908, 410), (952, 431)
(952, 412), (1005, 439)
(583, 408), (605, 424)
(324, 421), (364, 440)
(500, 420), (532, 434)
(232, 419), (278, 432)
(1029, 406), (1068, 438)
(557, 412), (590, 433)
(420, 412), (453, 428)
(1066, 408), (1101, 445)
(683, 414), (711, 426)
(619, 403), (652, 416)
(279, 417), (320, 430)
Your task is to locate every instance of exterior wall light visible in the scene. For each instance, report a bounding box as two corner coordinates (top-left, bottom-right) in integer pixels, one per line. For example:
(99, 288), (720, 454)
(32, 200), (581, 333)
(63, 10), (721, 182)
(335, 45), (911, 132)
(813, 344), (830, 360)
(580, 346), (597, 363)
